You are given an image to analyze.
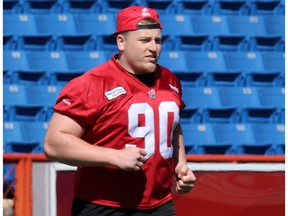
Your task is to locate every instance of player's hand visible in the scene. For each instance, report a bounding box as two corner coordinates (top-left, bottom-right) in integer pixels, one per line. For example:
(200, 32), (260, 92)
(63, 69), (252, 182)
(175, 164), (196, 194)
(114, 147), (147, 171)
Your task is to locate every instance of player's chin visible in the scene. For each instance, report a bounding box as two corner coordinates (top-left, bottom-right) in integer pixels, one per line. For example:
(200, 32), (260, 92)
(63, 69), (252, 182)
(144, 62), (157, 73)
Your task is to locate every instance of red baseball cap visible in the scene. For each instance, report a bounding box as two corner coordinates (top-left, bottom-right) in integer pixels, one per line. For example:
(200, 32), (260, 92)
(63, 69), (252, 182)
(111, 6), (162, 36)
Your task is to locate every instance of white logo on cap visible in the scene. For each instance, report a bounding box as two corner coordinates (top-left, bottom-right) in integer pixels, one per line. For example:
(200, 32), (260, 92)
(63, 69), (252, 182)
(142, 8), (151, 17)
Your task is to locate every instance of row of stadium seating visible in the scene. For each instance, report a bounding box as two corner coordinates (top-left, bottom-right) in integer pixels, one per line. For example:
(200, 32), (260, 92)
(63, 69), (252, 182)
(4, 14), (285, 37)
(3, 84), (284, 122)
(3, 121), (284, 155)
(4, 34), (285, 52)
(4, 50), (285, 74)
(4, 0), (285, 15)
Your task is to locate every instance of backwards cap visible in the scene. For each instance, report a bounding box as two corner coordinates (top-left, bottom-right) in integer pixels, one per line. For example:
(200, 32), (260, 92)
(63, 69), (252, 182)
(112, 6), (162, 36)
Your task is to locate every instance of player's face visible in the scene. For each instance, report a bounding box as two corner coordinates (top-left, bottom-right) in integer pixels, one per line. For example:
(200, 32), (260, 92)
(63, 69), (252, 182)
(117, 28), (162, 74)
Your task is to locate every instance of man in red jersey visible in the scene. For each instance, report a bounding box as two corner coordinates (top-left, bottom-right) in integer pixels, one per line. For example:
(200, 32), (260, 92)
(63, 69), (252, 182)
(44, 5), (196, 216)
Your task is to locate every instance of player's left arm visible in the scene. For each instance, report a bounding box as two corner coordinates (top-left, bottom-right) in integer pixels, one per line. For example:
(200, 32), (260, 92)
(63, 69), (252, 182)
(172, 123), (196, 194)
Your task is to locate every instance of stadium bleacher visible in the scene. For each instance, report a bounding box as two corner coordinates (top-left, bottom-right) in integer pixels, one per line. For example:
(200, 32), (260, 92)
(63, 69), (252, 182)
(3, 0), (285, 156)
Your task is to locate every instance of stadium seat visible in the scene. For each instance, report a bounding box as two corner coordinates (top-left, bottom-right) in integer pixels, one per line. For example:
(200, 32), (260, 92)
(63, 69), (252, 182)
(212, 35), (249, 51)
(240, 107), (280, 123)
(158, 51), (190, 72)
(67, 51), (108, 71)
(36, 14), (78, 35)
(205, 71), (245, 87)
(7, 104), (47, 121)
(228, 15), (267, 36)
(212, 0), (250, 15)
(182, 123), (234, 154)
(4, 14), (39, 35)
(3, 121), (24, 152)
(22, 0), (62, 14)
(143, 0), (175, 14)
(3, 34), (16, 50)
(96, 35), (118, 51)
(28, 51), (70, 71)
(75, 13), (116, 36)
(219, 87), (262, 107)
(186, 51), (227, 72)
(202, 107), (240, 123)
(180, 107), (202, 124)
(17, 35), (55, 51)
(224, 52), (266, 73)
(214, 123), (274, 155)
(245, 71), (283, 87)
(175, 0), (212, 14)
(249, 0), (284, 15)
(258, 87), (284, 108)
(160, 14), (194, 36)
(262, 51), (285, 74)
(55, 34), (96, 51)
(265, 15), (285, 37)
(174, 35), (212, 51)
(62, 0), (101, 14)
(3, 84), (29, 106)
(101, 0), (137, 14)
(27, 85), (62, 106)
(191, 15), (231, 35)
(11, 69), (49, 85)
(249, 36), (284, 52)
(3, 70), (12, 84)
(182, 87), (223, 110)
(4, 50), (31, 71)
(49, 71), (84, 86)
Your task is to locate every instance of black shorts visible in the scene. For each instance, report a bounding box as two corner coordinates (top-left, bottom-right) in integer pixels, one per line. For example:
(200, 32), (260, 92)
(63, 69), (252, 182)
(72, 196), (176, 216)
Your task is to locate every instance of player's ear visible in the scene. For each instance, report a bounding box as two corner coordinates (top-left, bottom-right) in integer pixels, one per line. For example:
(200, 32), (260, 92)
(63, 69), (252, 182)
(116, 34), (125, 51)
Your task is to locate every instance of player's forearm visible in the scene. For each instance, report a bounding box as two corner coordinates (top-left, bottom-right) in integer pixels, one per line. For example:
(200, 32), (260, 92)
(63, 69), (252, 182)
(172, 123), (188, 168)
(44, 131), (117, 167)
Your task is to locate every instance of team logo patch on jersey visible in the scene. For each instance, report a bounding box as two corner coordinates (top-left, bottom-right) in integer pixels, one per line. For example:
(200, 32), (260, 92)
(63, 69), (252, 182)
(105, 86), (126, 100)
(148, 88), (156, 98)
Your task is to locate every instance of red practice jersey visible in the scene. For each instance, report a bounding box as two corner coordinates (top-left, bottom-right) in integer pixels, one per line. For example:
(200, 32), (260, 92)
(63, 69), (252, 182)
(54, 56), (185, 210)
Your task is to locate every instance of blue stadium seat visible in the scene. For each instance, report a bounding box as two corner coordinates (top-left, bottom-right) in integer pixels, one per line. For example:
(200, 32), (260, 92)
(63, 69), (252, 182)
(186, 51), (227, 72)
(142, 0), (175, 14)
(96, 35), (118, 51)
(17, 35), (55, 51)
(3, 0), (23, 14)
(220, 87), (262, 107)
(205, 71), (245, 87)
(4, 14), (39, 35)
(3, 70), (12, 84)
(11, 69), (49, 85)
(3, 84), (29, 106)
(182, 123), (234, 154)
(265, 15), (284, 37)
(245, 71), (283, 87)
(228, 15), (267, 36)
(262, 51), (285, 74)
(67, 51), (108, 71)
(4, 50), (31, 71)
(21, 121), (49, 151)
(249, 0), (284, 15)
(214, 123), (274, 155)
(62, 0), (101, 14)
(55, 34), (96, 51)
(161, 14), (194, 36)
(75, 13), (116, 35)
(212, 35), (249, 51)
(174, 35), (212, 51)
(101, 0), (137, 14)
(212, 0), (250, 15)
(7, 104), (47, 121)
(249, 36), (284, 52)
(191, 15), (231, 35)
(224, 52), (266, 73)
(202, 107), (240, 123)
(180, 107), (202, 124)
(49, 71), (84, 86)
(240, 107), (280, 123)
(27, 85), (62, 106)
(3, 34), (16, 50)
(22, 0), (62, 14)
(3, 121), (24, 149)
(28, 51), (70, 71)
(182, 87), (223, 109)
(175, 0), (212, 14)
(36, 14), (78, 35)
(258, 87), (284, 108)
(158, 51), (190, 72)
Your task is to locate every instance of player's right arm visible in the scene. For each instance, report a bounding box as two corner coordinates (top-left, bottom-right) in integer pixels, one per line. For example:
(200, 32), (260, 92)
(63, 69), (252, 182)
(44, 112), (147, 170)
